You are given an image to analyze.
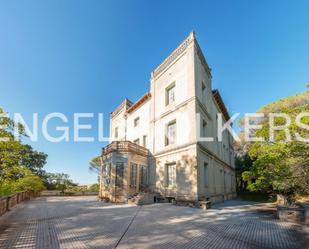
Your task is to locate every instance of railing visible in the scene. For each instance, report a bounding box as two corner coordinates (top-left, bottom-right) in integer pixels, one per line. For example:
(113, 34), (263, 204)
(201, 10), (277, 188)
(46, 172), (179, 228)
(0, 191), (38, 216)
(102, 141), (149, 157)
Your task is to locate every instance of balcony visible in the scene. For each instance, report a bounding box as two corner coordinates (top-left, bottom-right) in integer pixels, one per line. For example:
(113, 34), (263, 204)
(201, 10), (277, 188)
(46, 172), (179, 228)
(102, 141), (149, 158)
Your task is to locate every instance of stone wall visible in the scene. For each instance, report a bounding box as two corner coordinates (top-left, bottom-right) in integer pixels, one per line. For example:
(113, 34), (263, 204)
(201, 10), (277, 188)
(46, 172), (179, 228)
(277, 204), (309, 225)
(0, 191), (38, 216)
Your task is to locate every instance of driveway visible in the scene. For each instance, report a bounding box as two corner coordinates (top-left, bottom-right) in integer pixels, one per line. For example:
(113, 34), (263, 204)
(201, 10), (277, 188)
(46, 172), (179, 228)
(0, 196), (307, 249)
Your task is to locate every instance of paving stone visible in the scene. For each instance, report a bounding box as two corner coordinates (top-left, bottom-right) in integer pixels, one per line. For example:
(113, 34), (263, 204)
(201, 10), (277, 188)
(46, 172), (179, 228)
(0, 197), (307, 249)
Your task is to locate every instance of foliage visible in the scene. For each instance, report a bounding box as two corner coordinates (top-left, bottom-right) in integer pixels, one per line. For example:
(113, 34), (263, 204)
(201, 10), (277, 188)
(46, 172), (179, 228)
(13, 174), (46, 192)
(88, 183), (99, 192)
(0, 107), (48, 196)
(235, 154), (253, 192)
(66, 184), (87, 193)
(0, 181), (14, 196)
(42, 172), (77, 192)
(237, 88), (309, 201)
(89, 156), (101, 174)
(0, 171), (45, 196)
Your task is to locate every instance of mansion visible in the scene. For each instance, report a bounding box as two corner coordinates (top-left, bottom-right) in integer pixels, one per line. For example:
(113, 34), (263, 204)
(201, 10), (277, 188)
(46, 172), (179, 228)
(99, 32), (236, 204)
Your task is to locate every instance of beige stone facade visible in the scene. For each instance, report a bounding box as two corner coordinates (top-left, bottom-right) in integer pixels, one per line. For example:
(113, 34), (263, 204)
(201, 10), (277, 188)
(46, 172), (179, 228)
(100, 32), (236, 204)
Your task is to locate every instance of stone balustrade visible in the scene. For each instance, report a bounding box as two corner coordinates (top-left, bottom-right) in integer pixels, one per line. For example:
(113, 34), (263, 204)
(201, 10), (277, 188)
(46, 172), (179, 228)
(102, 140), (149, 158)
(0, 191), (38, 216)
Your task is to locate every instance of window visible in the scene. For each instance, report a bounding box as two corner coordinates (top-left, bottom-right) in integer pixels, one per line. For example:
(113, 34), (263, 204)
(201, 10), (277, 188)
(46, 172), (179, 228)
(114, 127), (118, 139)
(143, 135), (147, 147)
(202, 120), (207, 137)
(166, 120), (176, 146)
(104, 163), (111, 186)
(115, 162), (124, 187)
(140, 165), (147, 187)
(134, 117), (140, 127)
(202, 81), (206, 97)
(165, 82), (175, 106)
(166, 163), (176, 187)
(130, 163), (137, 187)
(204, 162), (208, 187)
(133, 138), (140, 145)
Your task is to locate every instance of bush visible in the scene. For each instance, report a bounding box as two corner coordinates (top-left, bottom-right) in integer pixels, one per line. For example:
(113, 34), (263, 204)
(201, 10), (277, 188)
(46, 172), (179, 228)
(0, 181), (14, 196)
(13, 175), (46, 192)
(88, 183), (99, 192)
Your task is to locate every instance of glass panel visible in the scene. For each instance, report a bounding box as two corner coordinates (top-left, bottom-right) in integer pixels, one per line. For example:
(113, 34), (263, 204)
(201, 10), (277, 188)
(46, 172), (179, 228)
(130, 163), (137, 187)
(104, 163), (111, 186)
(140, 165), (147, 187)
(116, 162), (124, 187)
(167, 121), (176, 145)
(166, 83), (175, 106)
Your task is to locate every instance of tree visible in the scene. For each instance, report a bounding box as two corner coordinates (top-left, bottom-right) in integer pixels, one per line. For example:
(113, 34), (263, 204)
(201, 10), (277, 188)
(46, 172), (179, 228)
(0, 108), (47, 183)
(88, 183), (99, 192)
(42, 172), (77, 192)
(235, 154), (253, 192)
(239, 88), (309, 202)
(14, 174), (46, 192)
(89, 156), (101, 174)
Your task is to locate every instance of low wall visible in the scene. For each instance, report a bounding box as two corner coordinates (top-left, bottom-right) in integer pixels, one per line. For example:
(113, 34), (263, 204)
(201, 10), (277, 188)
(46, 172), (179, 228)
(277, 204), (309, 225)
(40, 191), (99, 196)
(0, 191), (38, 216)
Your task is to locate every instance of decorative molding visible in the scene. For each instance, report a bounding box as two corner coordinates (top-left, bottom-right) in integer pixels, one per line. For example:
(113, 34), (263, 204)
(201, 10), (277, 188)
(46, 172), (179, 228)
(152, 32), (212, 80)
(196, 97), (212, 121)
(197, 142), (235, 171)
(152, 32), (195, 78)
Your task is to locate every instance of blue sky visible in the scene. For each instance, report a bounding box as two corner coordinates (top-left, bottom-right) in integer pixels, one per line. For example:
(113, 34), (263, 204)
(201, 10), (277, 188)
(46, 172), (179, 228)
(0, 0), (308, 184)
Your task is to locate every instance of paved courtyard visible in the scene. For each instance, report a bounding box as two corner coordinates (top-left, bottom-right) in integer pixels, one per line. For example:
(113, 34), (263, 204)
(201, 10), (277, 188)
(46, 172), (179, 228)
(0, 196), (307, 249)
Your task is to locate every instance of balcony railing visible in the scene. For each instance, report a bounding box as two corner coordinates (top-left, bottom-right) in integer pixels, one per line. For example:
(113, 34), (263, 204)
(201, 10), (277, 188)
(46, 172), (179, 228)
(102, 141), (149, 157)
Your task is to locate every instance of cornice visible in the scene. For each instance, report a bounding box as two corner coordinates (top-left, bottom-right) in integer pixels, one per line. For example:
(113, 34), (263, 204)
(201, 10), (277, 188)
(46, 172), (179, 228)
(152, 32), (195, 78)
(197, 142), (235, 171)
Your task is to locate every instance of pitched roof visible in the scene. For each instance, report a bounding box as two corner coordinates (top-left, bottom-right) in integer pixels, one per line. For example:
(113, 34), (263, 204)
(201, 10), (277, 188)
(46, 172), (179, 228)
(212, 89), (230, 121)
(127, 92), (151, 114)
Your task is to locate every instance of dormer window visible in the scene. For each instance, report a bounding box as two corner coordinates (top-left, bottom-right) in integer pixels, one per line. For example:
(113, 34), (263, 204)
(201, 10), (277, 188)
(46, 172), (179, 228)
(165, 82), (175, 106)
(134, 117), (140, 127)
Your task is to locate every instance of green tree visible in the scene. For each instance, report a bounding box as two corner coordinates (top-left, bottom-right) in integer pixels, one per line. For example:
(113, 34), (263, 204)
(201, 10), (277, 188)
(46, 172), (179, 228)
(89, 156), (101, 174)
(88, 183), (99, 192)
(240, 88), (309, 202)
(42, 172), (77, 192)
(14, 174), (46, 192)
(0, 107), (48, 196)
(0, 108), (47, 181)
